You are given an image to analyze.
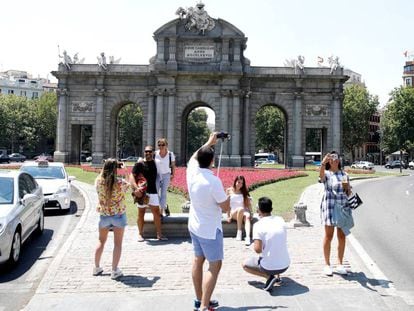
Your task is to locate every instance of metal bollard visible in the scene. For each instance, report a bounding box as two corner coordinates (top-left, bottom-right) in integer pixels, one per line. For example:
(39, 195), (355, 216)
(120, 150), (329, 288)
(292, 202), (310, 227)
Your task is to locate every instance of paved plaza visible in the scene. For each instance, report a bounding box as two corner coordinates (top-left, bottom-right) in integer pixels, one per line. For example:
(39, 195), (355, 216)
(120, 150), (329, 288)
(24, 181), (412, 310)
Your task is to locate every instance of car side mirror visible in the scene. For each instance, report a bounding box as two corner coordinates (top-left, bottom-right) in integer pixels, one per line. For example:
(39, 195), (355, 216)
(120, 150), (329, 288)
(21, 193), (37, 205)
(68, 176), (76, 182)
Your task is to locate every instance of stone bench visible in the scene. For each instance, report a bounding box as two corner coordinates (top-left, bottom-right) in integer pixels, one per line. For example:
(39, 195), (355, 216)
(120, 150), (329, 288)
(139, 213), (258, 238)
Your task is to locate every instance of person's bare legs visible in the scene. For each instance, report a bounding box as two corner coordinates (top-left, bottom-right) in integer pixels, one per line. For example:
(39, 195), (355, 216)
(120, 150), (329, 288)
(201, 260), (222, 310)
(337, 227), (346, 265)
(137, 208), (146, 240)
(95, 227), (109, 268)
(112, 227), (125, 271)
(192, 256), (205, 301)
(235, 208), (244, 231)
(323, 225), (335, 266)
(150, 205), (164, 238)
(244, 215), (252, 239)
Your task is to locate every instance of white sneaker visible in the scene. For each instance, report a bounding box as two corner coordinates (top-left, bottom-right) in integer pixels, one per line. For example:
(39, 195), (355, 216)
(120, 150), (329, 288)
(235, 230), (242, 241)
(335, 265), (348, 275)
(92, 267), (103, 276)
(111, 268), (123, 280)
(323, 265), (333, 276)
(245, 237), (251, 246)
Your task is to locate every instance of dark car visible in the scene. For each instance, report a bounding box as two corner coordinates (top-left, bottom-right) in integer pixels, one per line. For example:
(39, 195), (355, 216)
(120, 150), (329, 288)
(385, 160), (407, 169)
(9, 153), (26, 162)
(0, 154), (10, 163)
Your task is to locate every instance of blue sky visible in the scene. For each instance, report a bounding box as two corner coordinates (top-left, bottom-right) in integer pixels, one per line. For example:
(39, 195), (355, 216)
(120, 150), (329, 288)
(1, 0), (413, 106)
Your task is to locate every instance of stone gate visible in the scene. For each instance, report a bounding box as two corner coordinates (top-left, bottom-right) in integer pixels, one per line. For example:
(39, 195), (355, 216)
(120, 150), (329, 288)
(52, 2), (348, 167)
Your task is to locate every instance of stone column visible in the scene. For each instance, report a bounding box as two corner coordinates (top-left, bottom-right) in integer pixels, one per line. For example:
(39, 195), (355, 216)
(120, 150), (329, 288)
(166, 88), (176, 151)
(220, 39), (230, 71)
(54, 87), (69, 163)
(92, 88), (105, 164)
(219, 89), (230, 165)
(230, 91), (241, 166)
(291, 91), (304, 167)
(167, 38), (177, 70)
(242, 91), (252, 166)
(146, 90), (155, 147)
(155, 88), (164, 142)
(331, 91), (342, 153)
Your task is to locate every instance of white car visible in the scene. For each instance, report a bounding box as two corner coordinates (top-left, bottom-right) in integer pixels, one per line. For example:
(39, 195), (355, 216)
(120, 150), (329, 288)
(351, 161), (374, 170)
(409, 161), (414, 170)
(0, 170), (44, 265)
(20, 161), (75, 210)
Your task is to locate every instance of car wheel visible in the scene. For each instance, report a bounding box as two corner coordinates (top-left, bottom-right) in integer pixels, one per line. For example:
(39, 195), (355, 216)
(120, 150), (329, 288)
(36, 207), (44, 235)
(8, 230), (21, 266)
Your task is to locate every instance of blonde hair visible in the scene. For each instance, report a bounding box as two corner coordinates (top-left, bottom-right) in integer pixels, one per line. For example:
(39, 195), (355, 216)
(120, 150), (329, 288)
(157, 138), (168, 146)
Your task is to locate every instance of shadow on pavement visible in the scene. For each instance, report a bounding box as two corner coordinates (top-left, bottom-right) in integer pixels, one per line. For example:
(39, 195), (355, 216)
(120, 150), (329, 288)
(144, 238), (190, 246)
(339, 271), (394, 292)
(0, 228), (54, 281)
(248, 277), (309, 296)
(114, 275), (160, 288)
(44, 200), (78, 217)
(217, 306), (288, 310)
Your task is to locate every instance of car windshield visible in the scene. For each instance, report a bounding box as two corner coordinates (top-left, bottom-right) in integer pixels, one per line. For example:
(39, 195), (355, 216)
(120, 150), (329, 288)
(21, 166), (65, 179)
(0, 177), (14, 204)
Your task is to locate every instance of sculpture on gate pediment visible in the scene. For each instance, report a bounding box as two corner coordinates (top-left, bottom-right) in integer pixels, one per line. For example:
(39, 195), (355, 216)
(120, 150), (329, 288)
(284, 55), (305, 74)
(176, 1), (215, 34)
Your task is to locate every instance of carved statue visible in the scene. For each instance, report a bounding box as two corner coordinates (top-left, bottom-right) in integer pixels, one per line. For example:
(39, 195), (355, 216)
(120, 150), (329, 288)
(73, 53), (85, 64)
(176, 2), (215, 34)
(328, 55), (341, 74)
(109, 56), (122, 64)
(284, 55), (305, 74)
(59, 50), (73, 70)
(97, 52), (107, 70)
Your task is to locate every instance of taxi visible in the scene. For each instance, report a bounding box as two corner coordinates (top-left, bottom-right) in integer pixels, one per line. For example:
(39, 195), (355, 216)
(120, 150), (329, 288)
(20, 159), (75, 210)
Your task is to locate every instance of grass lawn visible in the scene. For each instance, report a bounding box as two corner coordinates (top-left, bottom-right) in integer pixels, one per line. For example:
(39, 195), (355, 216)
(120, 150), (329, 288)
(64, 166), (398, 224)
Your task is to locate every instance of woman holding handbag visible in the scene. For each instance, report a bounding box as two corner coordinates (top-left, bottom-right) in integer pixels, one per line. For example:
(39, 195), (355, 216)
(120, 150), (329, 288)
(319, 151), (352, 276)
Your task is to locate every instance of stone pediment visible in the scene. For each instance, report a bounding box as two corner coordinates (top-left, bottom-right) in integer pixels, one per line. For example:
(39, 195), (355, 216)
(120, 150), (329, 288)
(153, 18), (245, 40)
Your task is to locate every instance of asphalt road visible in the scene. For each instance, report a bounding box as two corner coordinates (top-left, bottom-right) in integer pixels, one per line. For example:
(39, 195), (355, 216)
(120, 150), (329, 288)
(0, 187), (84, 311)
(351, 170), (414, 304)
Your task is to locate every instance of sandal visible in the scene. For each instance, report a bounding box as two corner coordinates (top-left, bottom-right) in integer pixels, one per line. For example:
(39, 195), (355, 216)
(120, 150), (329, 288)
(157, 236), (168, 241)
(137, 235), (145, 242)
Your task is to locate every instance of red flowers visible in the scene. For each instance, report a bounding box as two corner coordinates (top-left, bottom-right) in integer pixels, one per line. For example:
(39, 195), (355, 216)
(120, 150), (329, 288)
(169, 167), (306, 196)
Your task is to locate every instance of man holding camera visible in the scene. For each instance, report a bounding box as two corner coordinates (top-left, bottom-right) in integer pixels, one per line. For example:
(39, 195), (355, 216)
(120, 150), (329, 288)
(187, 132), (230, 311)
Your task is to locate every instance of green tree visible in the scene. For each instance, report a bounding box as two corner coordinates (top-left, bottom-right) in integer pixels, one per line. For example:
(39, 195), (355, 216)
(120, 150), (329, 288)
(0, 94), (37, 153)
(343, 85), (378, 161)
(118, 104), (143, 157)
(32, 92), (57, 153)
(381, 86), (414, 154)
(255, 105), (284, 153)
(187, 108), (211, 159)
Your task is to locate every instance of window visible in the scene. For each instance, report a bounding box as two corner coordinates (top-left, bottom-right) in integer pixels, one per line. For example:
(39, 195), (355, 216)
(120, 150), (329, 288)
(8, 89), (14, 94)
(405, 77), (412, 87)
(32, 92), (38, 99)
(20, 90), (27, 97)
(18, 79), (25, 83)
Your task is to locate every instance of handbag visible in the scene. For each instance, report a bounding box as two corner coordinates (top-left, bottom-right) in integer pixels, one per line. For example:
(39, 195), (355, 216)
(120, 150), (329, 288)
(347, 192), (363, 209)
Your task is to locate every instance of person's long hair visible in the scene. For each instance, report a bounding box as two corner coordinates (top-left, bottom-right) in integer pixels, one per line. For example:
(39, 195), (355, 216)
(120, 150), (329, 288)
(233, 175), (250, 208)
(325, 150), (342, 171)
(100, 158), (118, 204)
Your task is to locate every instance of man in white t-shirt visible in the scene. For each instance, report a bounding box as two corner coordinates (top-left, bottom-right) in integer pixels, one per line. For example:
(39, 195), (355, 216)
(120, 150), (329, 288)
(242, 197), (290, 292)
(187, 132), (230, 311)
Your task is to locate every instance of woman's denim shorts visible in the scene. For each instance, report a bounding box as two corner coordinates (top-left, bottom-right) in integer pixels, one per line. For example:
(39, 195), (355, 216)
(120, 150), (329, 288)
(99, 213), (127, 228)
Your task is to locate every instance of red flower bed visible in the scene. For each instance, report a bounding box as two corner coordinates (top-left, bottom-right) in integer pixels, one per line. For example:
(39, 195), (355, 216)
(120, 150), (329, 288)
(169, 167), (307, 196)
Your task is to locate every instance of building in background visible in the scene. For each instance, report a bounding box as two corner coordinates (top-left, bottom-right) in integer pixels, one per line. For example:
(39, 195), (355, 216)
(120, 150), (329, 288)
(403, 60), (414, 87)
(0, 70), (57, 98)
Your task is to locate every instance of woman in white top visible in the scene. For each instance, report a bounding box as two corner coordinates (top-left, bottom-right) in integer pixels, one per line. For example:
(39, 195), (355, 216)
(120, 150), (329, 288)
(154, 138), (176, 217)
(226, 175), (252, 245)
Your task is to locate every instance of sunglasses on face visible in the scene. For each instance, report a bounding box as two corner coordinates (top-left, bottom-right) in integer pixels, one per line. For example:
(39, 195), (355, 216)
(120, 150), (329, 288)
(158, 144), (166, 147)
(145, 150), (153, 153)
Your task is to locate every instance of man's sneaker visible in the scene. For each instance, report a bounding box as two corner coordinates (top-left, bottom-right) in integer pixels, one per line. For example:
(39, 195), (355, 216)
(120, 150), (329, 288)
(323, 265), (333, 276)
(274, 276), (282, 286)
(245, 237), (251, 246)
(111, 268), (123, 280)
(193, 299), (219, 310)
(263, 275), (277, 291)
(165, 205), (170, 216)
(335, 264), (348, 275)
(92, 267), (103, 276)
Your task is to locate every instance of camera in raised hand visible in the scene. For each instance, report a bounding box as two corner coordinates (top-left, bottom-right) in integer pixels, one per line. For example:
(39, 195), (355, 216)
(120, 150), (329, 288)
(216, 132), (230, 140)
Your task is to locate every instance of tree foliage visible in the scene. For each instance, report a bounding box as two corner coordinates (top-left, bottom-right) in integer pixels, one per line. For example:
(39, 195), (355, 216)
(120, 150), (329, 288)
(255, 105), (284, 153)
(118, 104), (143, 157)
(381, 86), (414, 153)
(343, 84), (378, 160)
(186, 108), (211, 159)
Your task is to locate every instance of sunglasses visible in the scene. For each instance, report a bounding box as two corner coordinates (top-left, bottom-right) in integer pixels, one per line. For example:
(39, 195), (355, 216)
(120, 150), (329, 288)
(144, 150), (153, 153)
(158, 144), (166, 147)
